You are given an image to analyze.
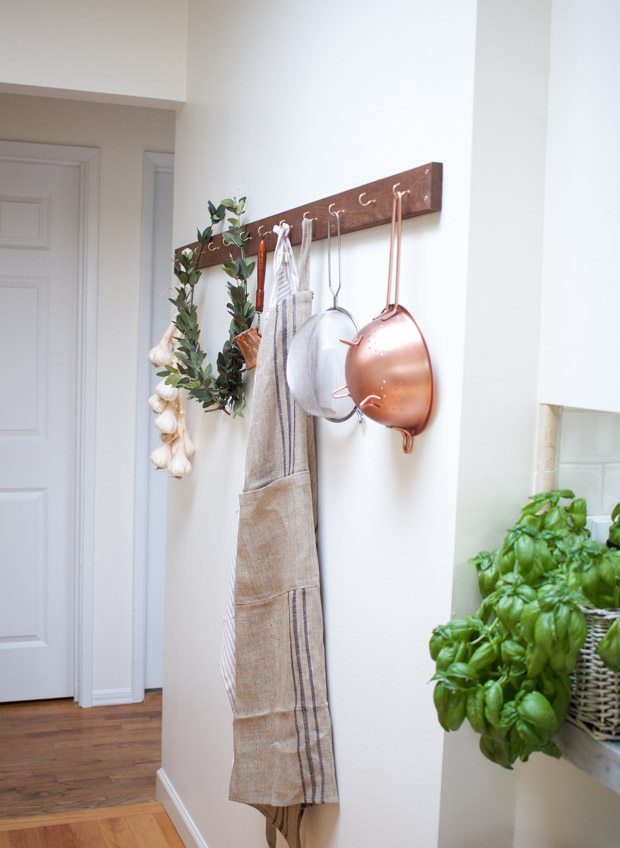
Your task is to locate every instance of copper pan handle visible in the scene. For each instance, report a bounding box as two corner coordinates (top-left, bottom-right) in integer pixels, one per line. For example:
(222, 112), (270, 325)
(385, 189), (405, 311)
(359, 395), (382, 411)
(389, 426), (415, 454)
(332, 385), (352, 399)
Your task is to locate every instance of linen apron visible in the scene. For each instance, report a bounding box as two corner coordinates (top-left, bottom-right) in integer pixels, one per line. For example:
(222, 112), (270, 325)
(229, 218), (338, 847)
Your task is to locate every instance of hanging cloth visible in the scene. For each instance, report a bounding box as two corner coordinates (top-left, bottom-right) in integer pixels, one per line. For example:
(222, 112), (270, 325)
(229, 218), (338, 848)
(268, 221), (299, 311)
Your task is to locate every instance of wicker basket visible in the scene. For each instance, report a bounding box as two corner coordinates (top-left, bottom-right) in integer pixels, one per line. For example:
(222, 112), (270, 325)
(567, 606), (620, 740)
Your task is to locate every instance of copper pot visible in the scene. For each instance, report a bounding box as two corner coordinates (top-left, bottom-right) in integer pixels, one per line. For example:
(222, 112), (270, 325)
(334, 189), (433, 453)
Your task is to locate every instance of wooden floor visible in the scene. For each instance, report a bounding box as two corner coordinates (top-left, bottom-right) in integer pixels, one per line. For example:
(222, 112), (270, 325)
(0, 802), (184, 847)
(0, 693), (163, 820)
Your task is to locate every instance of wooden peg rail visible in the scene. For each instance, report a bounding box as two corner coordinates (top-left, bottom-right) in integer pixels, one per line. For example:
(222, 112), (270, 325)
(178, 162), (442, 269)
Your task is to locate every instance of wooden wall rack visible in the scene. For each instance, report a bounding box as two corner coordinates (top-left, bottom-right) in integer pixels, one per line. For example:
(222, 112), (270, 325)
(178, 162), (443, 269)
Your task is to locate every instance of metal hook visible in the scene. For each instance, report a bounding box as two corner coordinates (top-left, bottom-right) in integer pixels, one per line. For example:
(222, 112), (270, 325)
(392, 182), (411, 196)
(208, 242), (219, 252)
(257, 225), (271, 238)
(359, 192), (376, 207)
(279, 219), (293, 228)
(303, 211), (317, 221)
(328, 202), (345, 217)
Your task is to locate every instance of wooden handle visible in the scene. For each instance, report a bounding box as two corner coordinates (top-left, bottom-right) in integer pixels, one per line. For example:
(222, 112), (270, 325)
(256, 238), (266, 313)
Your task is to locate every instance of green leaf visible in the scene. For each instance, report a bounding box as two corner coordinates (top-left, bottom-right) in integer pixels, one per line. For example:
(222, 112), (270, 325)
(222, 260), (237, 278)
(596, 619), (620, 671)
(222, 230), (242, 248)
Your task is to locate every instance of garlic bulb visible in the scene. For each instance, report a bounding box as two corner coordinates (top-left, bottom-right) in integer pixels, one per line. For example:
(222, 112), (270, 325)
(148, 393), (166, 414)
(183, 428), (195, 457)
(155, 379), (179, 402)
(168, 445), (192, 478)
(150, 441), (172, 469)
(148, 322), (176, 367)
(177, 413), (195, 457)
(154, 406), (178, 435)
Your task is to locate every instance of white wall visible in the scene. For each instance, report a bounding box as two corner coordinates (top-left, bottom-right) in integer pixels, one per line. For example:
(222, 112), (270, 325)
(0, 0), (187, 106)
(514, 754), (620, 848)
(162, 0), (477, 844)
(0, 93), (176, 697)
(440, 1), (552, 844)
(159, 0), (560, 846)
(538, 0), (620, 413)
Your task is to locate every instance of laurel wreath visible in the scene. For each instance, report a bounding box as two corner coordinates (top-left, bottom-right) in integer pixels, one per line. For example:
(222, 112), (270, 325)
(157, 197), (255, 417)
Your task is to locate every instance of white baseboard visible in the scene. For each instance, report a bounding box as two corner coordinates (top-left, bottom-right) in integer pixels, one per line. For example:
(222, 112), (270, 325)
(157, 767), (210, 848)
(91, 687), (134, 706)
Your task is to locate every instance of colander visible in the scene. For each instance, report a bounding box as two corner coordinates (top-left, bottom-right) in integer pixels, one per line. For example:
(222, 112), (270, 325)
(286, 210), (358, 422)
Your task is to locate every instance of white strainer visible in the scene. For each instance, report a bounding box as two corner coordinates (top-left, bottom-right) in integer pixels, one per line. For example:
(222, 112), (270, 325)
(286, 211), (358, 422)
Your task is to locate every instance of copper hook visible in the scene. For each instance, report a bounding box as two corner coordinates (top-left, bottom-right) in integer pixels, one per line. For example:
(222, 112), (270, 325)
(359, 192), (376, 207)
(279, 219), (293, 229)
(328, 203), (345, 216)
(303, 211), (318, 221)
(257, 225), (271, 238)
(392, 182), (411, 197)
(208, 242), (219, 252)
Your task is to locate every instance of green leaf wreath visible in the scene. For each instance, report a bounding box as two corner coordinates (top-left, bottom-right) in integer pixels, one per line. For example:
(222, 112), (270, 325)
(158, 197), (256, 417)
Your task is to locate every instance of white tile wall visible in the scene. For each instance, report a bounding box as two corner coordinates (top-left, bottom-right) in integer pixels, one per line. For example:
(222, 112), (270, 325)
(557, 408), (620, 518)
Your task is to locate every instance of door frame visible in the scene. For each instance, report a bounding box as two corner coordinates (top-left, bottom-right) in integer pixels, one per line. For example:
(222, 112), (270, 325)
(133, 151), (174, 702)
(0, 140), (100, 707)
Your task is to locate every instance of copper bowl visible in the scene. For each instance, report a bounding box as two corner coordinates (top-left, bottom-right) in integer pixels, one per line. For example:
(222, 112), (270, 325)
(233, 326), (261, 370)
(337, 303), (433, 453)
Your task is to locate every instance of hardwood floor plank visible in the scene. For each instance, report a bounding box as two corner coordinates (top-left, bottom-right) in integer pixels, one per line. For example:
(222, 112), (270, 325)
(7, 830), (45, 848)
(126, 814), (173, 848)
(0, 694), (162, 819)
(38, 824), (79, 848)
(0, 805), (183, 848)
(152, 812), (186, 848)
(65, 821), (106, 848)
(96, 817), (135, 848)
(0, 803), (165, 831)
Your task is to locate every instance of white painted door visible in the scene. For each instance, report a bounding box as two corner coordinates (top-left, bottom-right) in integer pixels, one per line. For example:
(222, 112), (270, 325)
(0, 152), (80, 701)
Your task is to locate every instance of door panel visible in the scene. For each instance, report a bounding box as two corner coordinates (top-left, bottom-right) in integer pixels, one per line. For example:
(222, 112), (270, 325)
(0, 277), (47, 433)
(0, 489), (46, 643)
(0, 155), (79, 702)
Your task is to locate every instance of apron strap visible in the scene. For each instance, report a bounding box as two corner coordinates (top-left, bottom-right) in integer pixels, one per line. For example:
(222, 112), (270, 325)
(266, 820), (277, 848)
(297, 217), (313, 292)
